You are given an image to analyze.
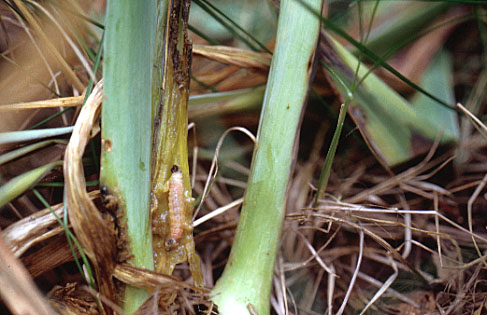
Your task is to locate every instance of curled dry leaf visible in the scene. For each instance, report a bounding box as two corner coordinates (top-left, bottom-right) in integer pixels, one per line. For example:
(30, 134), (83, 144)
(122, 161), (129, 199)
(63, 80), (118, 306)
(22, 234), (79, 279)
(2, 191), (99, 257)
(48, 282), (99, 315)
(113, 264), (210, 315)
(113, 263), (207, 292)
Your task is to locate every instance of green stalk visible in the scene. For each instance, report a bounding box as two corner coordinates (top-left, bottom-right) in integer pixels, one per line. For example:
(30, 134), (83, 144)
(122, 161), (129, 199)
(211, 0), (323, 314)
(102, 1), (156, 313)
(150, 0), (203, 282)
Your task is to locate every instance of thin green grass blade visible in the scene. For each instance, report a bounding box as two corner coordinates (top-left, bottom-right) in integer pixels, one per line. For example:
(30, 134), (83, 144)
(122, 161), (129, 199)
(29, 108), (73, 130)
(36, 179), (98, 187)
(211, 0), (323, 313)
(314, 0), (377, 204)
(32, 189), (96, 289)
(84, 30), (104, 171)
(190, 0), (277, 55)
(188, 23), (221, 45)
(314, 100), (351, 206)
(0, 161), (62, 208)
(315, 38), (402, 203)
(82, 30), (104, 105)
(0, 127), (73, 145)
(195, 0), (272, 53)
(192, 0), (260, 51)
(191, 75), (218, 92)
(0, 139), (67, 165)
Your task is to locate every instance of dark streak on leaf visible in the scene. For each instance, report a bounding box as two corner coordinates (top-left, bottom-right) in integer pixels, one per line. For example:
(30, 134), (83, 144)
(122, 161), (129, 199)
(319, 33), (355, 82)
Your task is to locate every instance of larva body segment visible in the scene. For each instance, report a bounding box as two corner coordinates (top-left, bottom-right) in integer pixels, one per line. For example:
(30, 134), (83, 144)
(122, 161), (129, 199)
(167, 165), (185, 247)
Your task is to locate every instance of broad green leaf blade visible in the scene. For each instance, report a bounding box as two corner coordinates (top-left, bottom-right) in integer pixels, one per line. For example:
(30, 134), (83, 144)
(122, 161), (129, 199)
(412, 50), (459, 140)
(354, 2), (450, 57)
(320, 15), (455, 111)
(321, 34), (457, 166)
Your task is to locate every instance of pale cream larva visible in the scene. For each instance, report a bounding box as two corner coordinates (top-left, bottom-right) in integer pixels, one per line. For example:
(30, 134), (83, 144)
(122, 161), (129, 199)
(167, 164), (185, 247)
